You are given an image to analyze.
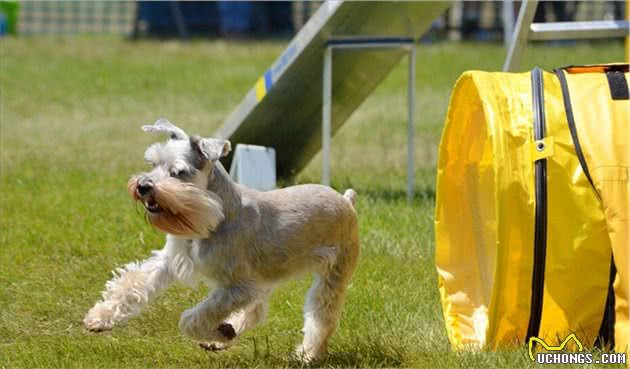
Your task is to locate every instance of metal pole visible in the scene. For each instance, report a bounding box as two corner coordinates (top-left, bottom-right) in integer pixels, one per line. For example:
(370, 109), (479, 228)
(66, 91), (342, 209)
(503, 0), (539, 72)
(322, 46), (332, 186)
(407, 43), (416, 202)
(321, 39), (417, 190)
(169, 1), (190, 40)
(502, 0), (515, 48)
(529, 20), (630, 40)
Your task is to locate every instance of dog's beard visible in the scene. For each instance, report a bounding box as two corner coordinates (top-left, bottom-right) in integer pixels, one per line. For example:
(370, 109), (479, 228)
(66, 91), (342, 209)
(128, 176), (224, 238)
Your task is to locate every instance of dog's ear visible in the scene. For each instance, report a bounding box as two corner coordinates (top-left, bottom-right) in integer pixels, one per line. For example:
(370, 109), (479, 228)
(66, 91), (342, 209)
(189, 136), (231, 161)
(141, 118), (188, 140)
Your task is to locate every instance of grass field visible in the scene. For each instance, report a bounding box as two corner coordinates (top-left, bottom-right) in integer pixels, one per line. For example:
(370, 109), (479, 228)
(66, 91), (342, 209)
(0, 37), (626, 368)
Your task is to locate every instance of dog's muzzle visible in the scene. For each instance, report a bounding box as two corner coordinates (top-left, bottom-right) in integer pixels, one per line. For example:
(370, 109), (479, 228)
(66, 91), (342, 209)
(134, 180), (161, 213)
(127, 175), (224, 237)
(143, 198), (160, 213)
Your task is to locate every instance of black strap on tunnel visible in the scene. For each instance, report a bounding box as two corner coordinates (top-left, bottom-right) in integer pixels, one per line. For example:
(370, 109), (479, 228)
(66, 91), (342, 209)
(596, 258), (617, 349)
(526, 67), (548, 344)
(606, 70), (629, 100)
(554, 66), (617, 348)
(553, 68), (595, 188)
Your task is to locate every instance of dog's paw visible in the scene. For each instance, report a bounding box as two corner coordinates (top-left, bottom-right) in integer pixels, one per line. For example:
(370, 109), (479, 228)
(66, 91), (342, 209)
(197, 324), (236, 352)
(199, 341), (232, 352)
(294, 344), (326, 364)
(179, 309), (237, 342)
(84, 304), (115, 332)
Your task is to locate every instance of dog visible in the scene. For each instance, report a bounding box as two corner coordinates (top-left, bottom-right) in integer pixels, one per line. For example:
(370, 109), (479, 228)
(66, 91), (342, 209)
(84, 118), (360, 361)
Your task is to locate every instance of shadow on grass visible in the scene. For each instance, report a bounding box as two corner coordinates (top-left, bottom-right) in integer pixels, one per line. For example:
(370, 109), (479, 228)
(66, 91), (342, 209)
(319, 348), (405, 368)
(200, 334), (407, 369)
(295, 335), (407, 368)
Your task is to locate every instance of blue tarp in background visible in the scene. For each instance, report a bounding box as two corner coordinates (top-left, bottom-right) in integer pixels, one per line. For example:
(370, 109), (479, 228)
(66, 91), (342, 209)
(136, 1), (293, 37)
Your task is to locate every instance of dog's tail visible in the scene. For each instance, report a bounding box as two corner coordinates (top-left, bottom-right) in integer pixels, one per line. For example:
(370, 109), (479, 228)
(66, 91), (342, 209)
(343, 189), (357, 207)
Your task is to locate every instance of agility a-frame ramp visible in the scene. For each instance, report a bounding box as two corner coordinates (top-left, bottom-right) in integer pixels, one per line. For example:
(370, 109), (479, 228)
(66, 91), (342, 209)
(216, 1), (449, 199)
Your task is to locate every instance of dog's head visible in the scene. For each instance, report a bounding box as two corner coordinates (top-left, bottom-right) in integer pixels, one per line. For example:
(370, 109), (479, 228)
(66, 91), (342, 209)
(128, 118), (231, 239)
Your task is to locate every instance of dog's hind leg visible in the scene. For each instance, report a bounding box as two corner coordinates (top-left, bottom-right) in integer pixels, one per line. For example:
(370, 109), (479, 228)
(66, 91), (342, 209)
(227, 289), (271, 335)
(179, 281), (263, 343)
(84, 246), (174, 332)
(297, 237), (359, 362)
(200, 290), (272, 351)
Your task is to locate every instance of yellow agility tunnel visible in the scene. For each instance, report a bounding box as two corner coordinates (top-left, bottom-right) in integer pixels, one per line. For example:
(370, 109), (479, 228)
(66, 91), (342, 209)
(435, 65), (629, 353)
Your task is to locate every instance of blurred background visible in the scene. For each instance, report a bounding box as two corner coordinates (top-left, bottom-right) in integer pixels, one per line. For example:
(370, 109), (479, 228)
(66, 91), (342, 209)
(0, 1), (626, 41)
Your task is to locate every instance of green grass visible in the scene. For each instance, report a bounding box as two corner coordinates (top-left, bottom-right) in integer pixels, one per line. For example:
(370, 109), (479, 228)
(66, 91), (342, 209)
(0, 36), (625, 368)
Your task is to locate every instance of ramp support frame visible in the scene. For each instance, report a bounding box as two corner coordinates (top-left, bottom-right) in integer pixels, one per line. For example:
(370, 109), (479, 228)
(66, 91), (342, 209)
(504, 0), (630, 72)
(323, 37), (417, 201)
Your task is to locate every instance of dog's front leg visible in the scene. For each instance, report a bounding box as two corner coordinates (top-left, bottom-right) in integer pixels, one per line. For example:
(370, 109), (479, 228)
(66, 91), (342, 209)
(179, 281), (259, 342)
(84, 245), (175, 332)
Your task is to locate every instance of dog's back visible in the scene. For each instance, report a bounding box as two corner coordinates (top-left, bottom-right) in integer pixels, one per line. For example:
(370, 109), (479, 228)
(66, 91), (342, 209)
(254, 184), (357, 231)
(235, 184), (358, 277)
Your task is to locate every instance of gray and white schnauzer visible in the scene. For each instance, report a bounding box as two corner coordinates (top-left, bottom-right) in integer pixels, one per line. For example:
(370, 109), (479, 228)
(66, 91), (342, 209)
(84, 118), (360, 361)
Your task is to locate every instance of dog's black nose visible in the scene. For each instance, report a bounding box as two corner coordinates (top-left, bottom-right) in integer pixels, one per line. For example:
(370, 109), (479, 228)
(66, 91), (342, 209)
(137, 182), (152, 196)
